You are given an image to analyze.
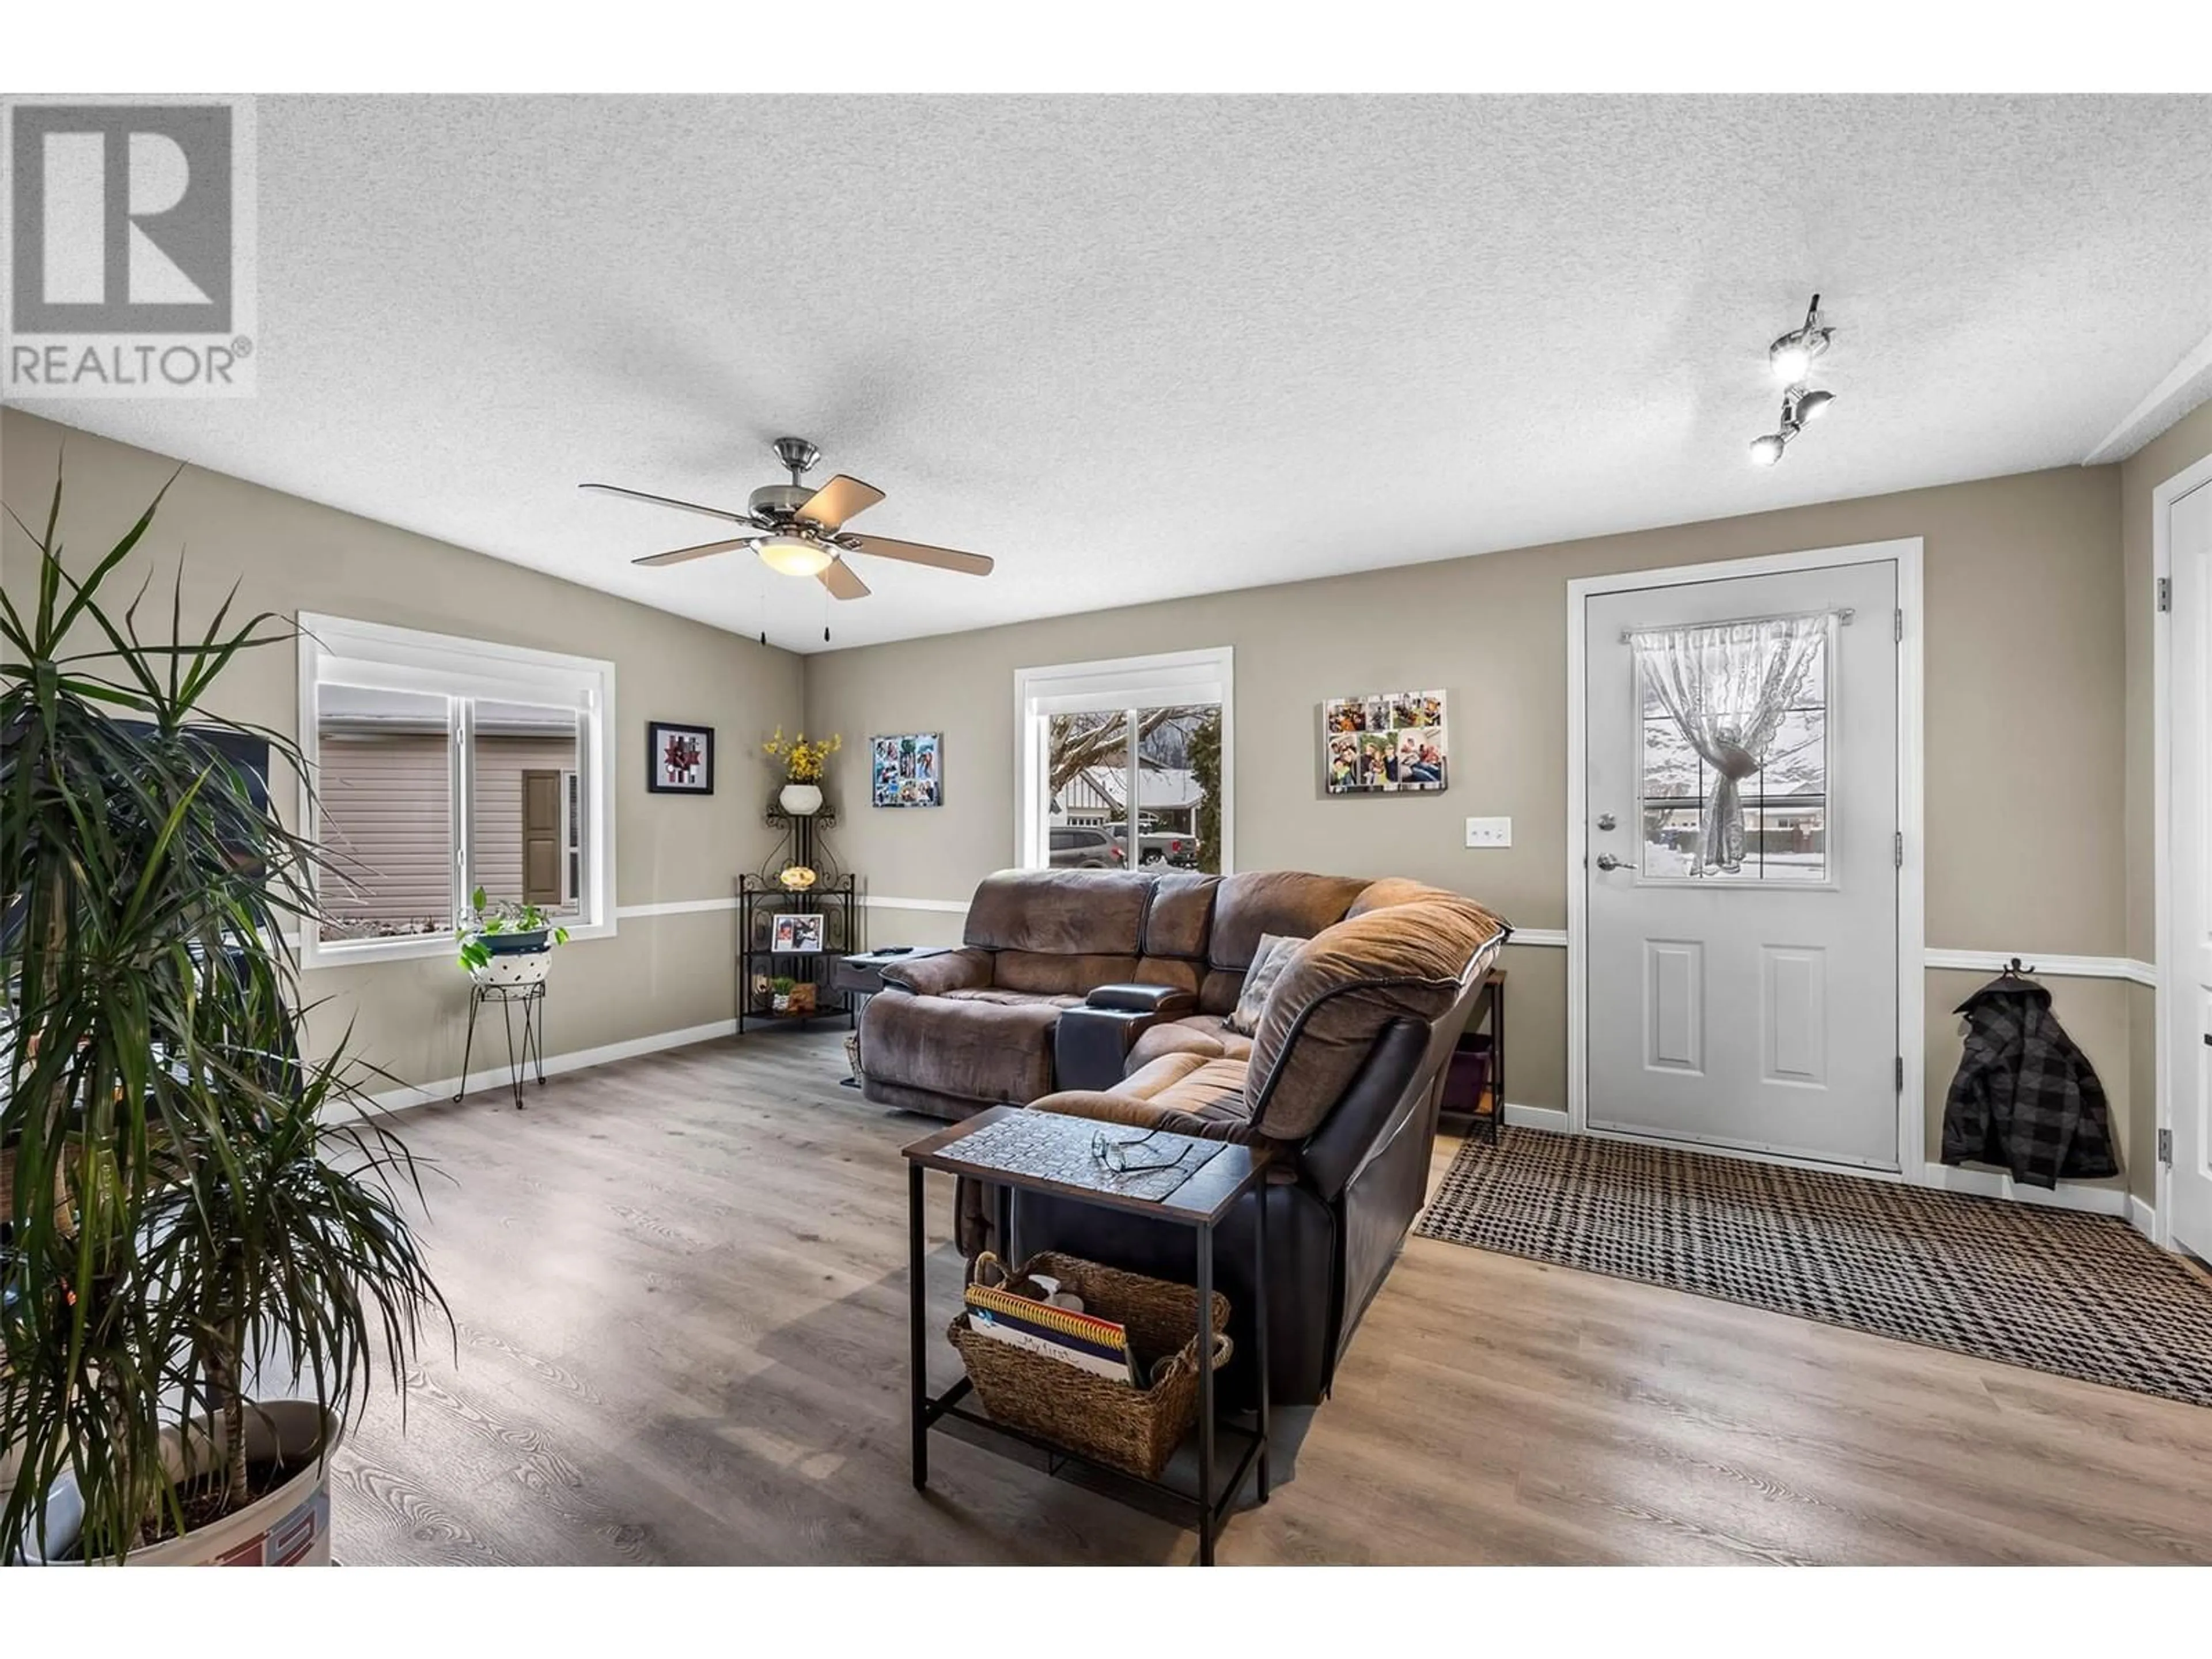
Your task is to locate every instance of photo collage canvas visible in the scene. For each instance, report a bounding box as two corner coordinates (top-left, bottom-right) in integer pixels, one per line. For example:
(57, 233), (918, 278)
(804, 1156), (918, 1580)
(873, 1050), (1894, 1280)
(1323, 690), (1448, 796)
(872, 732), (944, 808)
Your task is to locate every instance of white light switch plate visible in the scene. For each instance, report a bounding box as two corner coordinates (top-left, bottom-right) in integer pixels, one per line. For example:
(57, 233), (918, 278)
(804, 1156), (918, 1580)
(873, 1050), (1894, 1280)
(1465, 816), (1512, 849)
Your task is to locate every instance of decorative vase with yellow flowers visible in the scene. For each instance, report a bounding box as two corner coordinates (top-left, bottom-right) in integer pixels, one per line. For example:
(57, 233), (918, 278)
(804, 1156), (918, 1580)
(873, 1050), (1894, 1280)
(763, 728), (841, 816)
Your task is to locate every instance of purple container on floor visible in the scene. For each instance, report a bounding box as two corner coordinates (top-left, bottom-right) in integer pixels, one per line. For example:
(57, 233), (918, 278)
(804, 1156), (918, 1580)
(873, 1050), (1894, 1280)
(1442, 1035), (1493, 1118)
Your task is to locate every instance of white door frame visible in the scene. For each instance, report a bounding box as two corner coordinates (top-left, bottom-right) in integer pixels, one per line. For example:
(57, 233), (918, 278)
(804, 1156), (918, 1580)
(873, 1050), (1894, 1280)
(2151, 451), (2212, 1251)
(1566, 537), (1927, 1185)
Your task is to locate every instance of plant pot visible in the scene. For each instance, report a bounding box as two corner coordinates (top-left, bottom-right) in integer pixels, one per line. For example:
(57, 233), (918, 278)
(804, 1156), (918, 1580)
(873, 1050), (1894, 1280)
(779, 782), (824, 816)
(472, 940), (552, 987)
(17, 1401), (336, 1566)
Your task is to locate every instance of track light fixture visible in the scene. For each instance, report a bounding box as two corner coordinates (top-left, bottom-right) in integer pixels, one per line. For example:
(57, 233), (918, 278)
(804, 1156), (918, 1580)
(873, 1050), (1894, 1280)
(1768, 293), (1833, 384)
(1747, 294), (1838, 466)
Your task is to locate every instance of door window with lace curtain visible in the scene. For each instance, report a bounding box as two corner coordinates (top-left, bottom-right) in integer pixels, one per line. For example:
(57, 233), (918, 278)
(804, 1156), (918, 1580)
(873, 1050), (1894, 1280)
(1634, 613), (1831, 883)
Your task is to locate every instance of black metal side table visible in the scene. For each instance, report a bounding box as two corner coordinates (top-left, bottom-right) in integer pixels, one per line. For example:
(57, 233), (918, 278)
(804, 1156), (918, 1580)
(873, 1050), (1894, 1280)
(901, 1105), (1270, 1566)
(454, 979), (547, 1109)
(1441, 967), (1507, 1143)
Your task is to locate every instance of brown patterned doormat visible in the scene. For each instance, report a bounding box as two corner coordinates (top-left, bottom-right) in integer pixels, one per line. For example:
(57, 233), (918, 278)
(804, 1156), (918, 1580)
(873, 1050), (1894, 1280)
(1415, 1127), (2212, 1409)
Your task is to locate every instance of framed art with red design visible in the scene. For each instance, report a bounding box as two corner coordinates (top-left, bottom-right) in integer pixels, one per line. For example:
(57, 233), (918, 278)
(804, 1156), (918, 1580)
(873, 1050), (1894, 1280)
(647, 721), (715, 794)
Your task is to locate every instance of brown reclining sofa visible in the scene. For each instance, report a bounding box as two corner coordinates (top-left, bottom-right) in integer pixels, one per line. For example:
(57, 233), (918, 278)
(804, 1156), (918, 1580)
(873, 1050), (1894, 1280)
(859, 868), (1509, 1404)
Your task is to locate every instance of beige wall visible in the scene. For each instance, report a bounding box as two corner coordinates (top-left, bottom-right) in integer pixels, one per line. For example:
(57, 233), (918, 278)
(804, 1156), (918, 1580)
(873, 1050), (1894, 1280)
(1, 408), (805, 1090)
(2119, 399), (2212, 1196)
(5, 399), (2168, 1198)
(805, 465), (2134, 1183)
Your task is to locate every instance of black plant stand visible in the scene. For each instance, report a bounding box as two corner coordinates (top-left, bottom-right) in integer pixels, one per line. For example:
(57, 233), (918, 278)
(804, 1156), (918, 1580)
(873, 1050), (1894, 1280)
(454, 979), (547, 1109)
(739, 798), (859, 1035)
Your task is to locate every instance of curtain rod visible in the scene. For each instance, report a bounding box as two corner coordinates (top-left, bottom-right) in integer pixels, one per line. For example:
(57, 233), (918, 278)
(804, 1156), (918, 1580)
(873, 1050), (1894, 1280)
(1620, 605), (1853, 646)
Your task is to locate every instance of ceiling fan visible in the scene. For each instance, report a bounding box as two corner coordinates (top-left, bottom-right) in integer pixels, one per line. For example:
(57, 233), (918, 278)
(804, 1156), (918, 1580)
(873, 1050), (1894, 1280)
(581, 437), (993, 601)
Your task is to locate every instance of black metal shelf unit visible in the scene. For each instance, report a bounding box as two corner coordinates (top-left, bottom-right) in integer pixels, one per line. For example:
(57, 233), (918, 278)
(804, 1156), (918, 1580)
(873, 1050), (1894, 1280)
(738, 801), (860, 1034)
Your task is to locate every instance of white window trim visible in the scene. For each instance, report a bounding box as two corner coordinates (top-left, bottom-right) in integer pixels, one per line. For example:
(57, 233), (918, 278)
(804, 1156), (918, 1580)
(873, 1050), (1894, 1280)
(296, 613), (618, 969)
(1012, 646), (1234, 873)
(560, 767), (582, 908)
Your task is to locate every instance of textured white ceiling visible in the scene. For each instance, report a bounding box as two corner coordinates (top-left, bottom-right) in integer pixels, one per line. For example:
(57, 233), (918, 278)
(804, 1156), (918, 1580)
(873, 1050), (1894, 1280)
(22, 94), (2212, 652)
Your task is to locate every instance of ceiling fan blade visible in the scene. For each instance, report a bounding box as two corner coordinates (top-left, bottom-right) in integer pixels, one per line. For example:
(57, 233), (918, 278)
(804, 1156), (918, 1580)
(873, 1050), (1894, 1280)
(632, 537), (753, 568)
(842, 533), (994, 577)
(794, 473), (885, 532)
(581, 482), (755, 525)
(819, 557), (872, 600)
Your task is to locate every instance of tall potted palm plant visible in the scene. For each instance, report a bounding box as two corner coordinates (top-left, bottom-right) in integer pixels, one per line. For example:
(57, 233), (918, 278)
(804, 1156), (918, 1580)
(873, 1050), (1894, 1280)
(1, 469), (445, 1564)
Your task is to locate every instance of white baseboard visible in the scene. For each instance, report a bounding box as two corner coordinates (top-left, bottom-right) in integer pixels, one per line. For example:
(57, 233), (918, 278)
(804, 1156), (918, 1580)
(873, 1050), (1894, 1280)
(355, 1017), (741, 1113)
(1923, 1163), (2131, 1218)
(1502, 1102), (1570, 1134)
(2129, 1194), (2159, 1243)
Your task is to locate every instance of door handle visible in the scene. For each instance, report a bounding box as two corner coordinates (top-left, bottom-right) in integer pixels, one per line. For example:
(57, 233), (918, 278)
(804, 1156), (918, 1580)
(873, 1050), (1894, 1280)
(1594, 853), (1634, 872)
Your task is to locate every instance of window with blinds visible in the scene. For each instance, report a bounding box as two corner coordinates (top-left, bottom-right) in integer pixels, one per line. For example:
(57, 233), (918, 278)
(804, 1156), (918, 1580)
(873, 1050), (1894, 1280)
(298, 615), (616, 967)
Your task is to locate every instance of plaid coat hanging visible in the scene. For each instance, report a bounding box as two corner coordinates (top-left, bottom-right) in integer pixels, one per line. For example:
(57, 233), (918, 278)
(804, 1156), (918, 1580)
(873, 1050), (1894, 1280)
(1942, 981), (2118, 1188)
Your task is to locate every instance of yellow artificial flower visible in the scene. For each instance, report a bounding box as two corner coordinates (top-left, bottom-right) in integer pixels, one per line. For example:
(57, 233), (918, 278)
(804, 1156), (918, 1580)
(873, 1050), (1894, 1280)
(764, 727), (843, 782)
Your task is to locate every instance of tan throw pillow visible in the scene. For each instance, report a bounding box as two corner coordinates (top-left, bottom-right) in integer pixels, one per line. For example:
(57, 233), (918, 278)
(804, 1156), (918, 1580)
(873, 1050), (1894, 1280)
(1224, 932), (1300, 1036)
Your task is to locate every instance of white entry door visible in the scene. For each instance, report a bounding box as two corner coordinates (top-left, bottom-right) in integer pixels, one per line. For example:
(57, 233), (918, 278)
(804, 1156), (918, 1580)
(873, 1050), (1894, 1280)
(1584, 559), (1901, 1168)
(2166, 480), (2212, 1261)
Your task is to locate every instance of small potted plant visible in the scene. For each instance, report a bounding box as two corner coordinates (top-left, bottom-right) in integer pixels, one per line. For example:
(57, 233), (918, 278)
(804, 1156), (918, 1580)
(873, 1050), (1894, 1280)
(455, 888), (571, 987)
(770, 975), (798, 1013)
(762, 728), (842, 816)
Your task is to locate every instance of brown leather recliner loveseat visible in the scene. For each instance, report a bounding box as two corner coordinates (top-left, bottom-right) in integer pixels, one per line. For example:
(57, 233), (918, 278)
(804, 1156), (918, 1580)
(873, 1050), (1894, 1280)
(860, 868), (1509, 1404)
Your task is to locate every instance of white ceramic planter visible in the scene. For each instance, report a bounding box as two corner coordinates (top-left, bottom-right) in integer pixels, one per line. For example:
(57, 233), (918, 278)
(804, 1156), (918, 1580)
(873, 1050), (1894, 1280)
(778, 782), (824, 816)
(18, 1401), (335, 1566)
(472, 948), (551, 987)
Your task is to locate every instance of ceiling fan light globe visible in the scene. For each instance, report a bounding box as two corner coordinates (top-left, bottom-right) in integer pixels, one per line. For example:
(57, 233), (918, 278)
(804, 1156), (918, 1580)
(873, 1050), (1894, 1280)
(756, 535), (832, 578)
(1748, 434), (1787, 467)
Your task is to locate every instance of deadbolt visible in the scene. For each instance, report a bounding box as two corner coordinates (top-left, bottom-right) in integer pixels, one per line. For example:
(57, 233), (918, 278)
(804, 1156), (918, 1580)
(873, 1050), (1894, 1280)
(1596, 813), (1618, 832)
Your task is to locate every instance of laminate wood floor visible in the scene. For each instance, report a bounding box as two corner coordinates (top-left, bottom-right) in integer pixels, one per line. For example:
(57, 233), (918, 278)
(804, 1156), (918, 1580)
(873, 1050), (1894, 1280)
(331, 1032), (2212, 1566)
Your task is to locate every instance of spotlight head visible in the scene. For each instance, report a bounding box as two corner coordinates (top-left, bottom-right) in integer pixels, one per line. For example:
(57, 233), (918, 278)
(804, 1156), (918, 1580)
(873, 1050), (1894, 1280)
(1749, 434), (1787, 467)
(1796, 388), (1836, 422)
(1768, 294), (1833, 382)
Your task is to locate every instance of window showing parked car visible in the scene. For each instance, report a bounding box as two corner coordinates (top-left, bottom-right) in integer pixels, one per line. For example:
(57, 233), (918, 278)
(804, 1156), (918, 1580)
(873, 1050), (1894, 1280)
(1048, 826), (1125, 868)
(1107, 823), (1201, 868)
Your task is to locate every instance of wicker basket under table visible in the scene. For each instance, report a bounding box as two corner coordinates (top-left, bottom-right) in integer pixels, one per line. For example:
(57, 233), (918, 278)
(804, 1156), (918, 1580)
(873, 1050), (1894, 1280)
(949, 1251), (1230, 1482)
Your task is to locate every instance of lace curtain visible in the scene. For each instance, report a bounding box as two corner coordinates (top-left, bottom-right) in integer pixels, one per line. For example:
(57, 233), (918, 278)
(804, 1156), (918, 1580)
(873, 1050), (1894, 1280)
(1632, 615), (1826, 874)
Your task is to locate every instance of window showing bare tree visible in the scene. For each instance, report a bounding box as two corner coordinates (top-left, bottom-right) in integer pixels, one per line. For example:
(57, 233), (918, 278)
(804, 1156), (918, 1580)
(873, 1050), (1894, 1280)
(1043, 703), (1221, 873)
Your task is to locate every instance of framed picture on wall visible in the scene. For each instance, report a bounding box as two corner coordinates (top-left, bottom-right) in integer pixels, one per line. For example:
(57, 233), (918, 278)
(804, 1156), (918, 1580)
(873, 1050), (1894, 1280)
(1322, 690), (1448, 795)
(871, 731), (944, 808)
(647, 721), (714, 794)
